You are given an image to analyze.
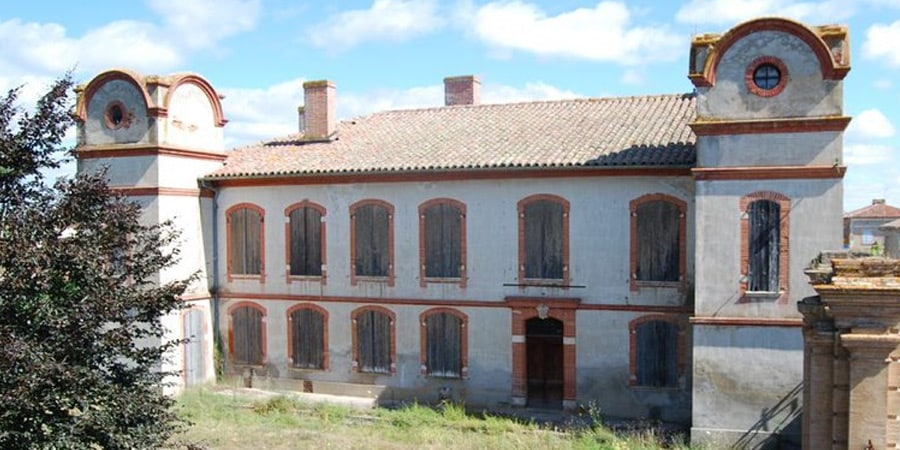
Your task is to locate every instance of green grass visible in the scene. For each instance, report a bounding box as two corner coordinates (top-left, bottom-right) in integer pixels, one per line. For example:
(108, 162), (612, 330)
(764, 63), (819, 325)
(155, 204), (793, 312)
(169, 388), (695, 450)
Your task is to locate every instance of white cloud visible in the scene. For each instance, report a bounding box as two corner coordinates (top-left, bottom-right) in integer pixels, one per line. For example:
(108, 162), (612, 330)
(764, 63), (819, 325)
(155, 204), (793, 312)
(340, 85), (443, 118)
(848, 109), (896, 140)
(675, 0), (853, 26)
(219, 79), (306, 147)
(844, 143), (893, 165)
(864, 20), (900, 66)
(467, 1), (680, 65)
(148, 0), (261, 50)
(874, 79), (893, 89)
(482, 82), (581, 103)
(307, 0), (444, 51)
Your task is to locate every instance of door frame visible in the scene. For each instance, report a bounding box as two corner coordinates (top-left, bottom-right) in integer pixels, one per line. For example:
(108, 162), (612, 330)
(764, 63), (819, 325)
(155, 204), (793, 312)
(506, 297), (579, 410)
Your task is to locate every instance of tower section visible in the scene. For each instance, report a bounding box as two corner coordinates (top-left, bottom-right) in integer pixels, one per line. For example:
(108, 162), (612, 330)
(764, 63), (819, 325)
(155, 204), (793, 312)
(687, 18), (850, 447)
(74, 69), (227, 391)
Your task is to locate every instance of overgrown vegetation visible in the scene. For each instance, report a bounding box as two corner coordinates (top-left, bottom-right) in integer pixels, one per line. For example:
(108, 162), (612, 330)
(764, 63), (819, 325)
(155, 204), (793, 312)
(0, 75), (190, 448)
(173, 389), (695, 449)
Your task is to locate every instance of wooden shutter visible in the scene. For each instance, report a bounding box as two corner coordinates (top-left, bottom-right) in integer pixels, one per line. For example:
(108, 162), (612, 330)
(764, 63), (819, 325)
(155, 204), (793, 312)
(424, 204), (462, 278)
(289, 207), (322, 276)
(229, 208), (262, 275)
(524, 200), (563, 279)
(636, 320), (678, 387)
(291, 308), (324, 369)
(426, 313), (462, 377)
(635, 201), (680, 282)
(748, 200), (780, 292)
(355, 205), (390, 277)
(232, 306), (263, 365)
(357, 310), (391, 373)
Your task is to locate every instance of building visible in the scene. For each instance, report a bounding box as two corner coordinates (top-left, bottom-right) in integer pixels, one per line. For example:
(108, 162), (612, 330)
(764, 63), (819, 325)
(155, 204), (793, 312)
(843, 198), (900, 253)
(74, 17), (851, 448)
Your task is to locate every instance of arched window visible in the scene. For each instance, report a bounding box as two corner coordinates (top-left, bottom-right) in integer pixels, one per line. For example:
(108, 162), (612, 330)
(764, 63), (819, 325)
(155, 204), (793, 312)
(630, 194), (686, 290)
(352, 307), (395, 374)
(228, 303), (266, 366)
(630, 316), (682, 388)
(350, 200), (394, 286)
(518, 195), (570, 283)
(287, 304), (327, 370)
(420, 309), (467, 378)
(285, 202), (325, 279)
(227, 204), (265, 279)
(419, 199), (466, 286)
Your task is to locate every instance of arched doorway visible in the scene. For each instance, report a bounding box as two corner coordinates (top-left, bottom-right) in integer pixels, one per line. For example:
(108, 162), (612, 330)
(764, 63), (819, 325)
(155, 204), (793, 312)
(526, 317), (564, 408)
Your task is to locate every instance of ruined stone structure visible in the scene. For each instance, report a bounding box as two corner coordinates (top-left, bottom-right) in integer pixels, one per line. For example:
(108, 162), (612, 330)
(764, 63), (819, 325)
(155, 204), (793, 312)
(800, 254), (900, 449)
(73, 17), (852, 447)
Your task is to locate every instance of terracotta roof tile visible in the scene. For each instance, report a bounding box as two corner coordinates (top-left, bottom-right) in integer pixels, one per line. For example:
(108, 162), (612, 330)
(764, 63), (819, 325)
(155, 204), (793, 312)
(206, 94), (697, 179)
(845, 201), (900, 219)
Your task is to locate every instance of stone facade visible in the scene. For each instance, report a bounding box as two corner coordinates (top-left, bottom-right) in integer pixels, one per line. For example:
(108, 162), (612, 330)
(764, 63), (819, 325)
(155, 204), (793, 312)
(800, 254), (900, 449)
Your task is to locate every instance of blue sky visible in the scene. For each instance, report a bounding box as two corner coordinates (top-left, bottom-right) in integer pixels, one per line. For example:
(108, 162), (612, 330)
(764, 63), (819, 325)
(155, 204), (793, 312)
(2, 0), (899, 211)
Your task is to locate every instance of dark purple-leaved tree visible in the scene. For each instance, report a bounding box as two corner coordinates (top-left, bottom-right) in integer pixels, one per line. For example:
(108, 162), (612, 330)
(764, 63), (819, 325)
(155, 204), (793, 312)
(0, 74), (190, 448)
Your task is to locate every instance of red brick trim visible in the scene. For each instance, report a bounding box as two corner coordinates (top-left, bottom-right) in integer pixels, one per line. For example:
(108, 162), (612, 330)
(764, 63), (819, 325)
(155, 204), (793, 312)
(740, 191), (791, 303)
(693, 165), (846, 180)
(690, 116), (851, 136)
(517, 194), (570, 286)
(350, 305), (397, 374)
(418, 198), (467, 288)
(76, 145), (227, 161)
(284, 201), (327, 285)
(349, 199), (395, 287)
(419, 308), (469, 379)
(688, 17), (850, 88)
(629, 194), (688, 292)
(225, 203), (266, 283)
(628, 314), (687, 387)
(222, 293), (694, 313)
(690, 317), (802, 327)
(745, 56), (789, 97)
(205, 167), (693, 188)
(226, 301), (268, 364)
(180, 306), (209, 385)
(285, 303), (329, 370)
(507, 298), (577, 404)
(75, 69), (153, 122)
(162, 74), (228, 127)
(108, 186), (215, 198)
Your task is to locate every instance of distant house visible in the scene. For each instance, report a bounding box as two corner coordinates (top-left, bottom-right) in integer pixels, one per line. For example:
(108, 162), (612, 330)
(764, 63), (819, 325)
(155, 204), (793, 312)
(843, 199), (900, 252)
(74, 17), (851, 449)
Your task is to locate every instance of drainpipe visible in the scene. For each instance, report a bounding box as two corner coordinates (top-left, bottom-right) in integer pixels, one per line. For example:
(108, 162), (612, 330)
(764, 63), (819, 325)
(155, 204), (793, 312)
(200, 179), (221, 379)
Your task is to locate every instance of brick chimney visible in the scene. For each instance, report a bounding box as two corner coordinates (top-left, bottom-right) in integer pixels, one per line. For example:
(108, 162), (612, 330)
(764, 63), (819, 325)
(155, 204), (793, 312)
(444, 75), (480, 106)
(302, 80), (336, 140)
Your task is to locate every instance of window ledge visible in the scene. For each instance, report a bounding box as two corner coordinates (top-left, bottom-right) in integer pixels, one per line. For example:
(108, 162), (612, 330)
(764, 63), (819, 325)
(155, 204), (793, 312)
(423, 277), (463, 284)
(355, 276), (390, 283)
(288, 366), (327, 373)
(513, 279), (570, 288)
(629, 385), (683, 391)
(288, 275), (324, 282)
(743, 291), (783, 300)
(634, 280), (680, 288)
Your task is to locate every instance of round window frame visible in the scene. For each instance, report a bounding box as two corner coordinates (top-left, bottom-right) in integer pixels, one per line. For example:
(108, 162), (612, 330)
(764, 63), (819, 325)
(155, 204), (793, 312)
(745, 56), (789, 97)
(103, 101), (128, 130)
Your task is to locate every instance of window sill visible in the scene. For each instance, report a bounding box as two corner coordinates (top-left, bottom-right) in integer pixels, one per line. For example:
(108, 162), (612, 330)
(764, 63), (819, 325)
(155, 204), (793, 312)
(634, 280), (680, 288)
(355, 276), (390, 283)
(423, 277), (463, 284)
(288, 366), (327, 373)
(288, 275), (324, 282)
(743, 291), (783, 300)
(510, 279), (572, 288)
(629, 384), (683, 391)
(229, 274), (264, 281)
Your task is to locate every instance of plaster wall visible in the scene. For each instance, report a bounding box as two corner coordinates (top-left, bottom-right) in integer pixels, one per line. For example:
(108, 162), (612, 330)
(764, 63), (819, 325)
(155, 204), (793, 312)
(78, 155), (159, 188)
(161, 83), (224, 151)
(215, 176), (695, 306)
(82, 79), (153, 146)
(696, 30), (842, 120)
(691, 325), (803, 448)
(696, 131), (842, 168)
(694, 178), (842, 318)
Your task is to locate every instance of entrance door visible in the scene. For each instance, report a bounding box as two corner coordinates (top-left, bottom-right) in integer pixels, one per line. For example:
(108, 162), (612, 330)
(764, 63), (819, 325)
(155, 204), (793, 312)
(183, 309), (205, 386)
(526, 317), (563, 408)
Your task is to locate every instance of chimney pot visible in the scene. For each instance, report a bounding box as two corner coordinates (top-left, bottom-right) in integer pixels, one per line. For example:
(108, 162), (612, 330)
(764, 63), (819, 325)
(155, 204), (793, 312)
(302, 80), (336, 140)
(444, 75), (481, 106)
